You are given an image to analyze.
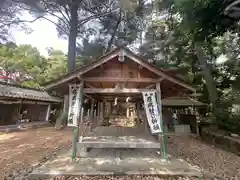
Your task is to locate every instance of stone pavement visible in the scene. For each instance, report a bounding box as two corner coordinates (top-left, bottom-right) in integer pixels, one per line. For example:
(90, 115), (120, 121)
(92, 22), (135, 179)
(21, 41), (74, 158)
(29, 148), (202, 179)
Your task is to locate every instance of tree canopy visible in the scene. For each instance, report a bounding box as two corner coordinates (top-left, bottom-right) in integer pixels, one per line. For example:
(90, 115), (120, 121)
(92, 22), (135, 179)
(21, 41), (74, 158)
(0, 42), (84, 88)
(1, 0), (240, 132)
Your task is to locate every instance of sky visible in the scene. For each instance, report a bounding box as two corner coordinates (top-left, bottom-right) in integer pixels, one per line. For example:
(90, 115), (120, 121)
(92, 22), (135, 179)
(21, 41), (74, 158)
(10, 13), (68, 57)
(9, 12), (228, 63)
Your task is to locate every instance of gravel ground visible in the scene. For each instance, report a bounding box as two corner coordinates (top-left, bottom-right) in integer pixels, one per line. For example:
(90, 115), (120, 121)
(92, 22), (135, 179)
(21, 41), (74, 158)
(0, 127), (73, 180)
(1, 127), (240, 180)
(44, 135), (240, 180)
(166, 135), (240, 180)
(46, 175), (204, 180)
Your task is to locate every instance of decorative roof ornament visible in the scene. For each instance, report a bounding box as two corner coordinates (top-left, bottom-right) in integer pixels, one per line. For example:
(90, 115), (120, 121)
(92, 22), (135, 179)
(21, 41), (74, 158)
(118, 50), (125, 62)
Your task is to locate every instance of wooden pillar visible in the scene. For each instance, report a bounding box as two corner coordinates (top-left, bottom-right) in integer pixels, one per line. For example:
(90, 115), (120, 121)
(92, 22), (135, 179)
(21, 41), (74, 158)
(97, 101), (101, 125)
(126, 106), (129, 118)
(63, 94), (69, 114)
(45, 103), (51, 122)
(144, 113), (148, 133)
(93, 102), (97, 128)
(18, 100), (23, 123)
(132, 104), (136, 118)
(77, 81), (84, 140)
(136, 103), (140, 127)
(103, 100), (107, 117)
(90, 99), (94, 131)
(99, 101), (104, 125)
(79, 106), (84, 141)
(109, 101), (112, 116)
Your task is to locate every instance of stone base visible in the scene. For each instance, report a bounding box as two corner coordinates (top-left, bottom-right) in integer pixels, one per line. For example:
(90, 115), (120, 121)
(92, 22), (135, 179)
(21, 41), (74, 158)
(77, 127), (160, 149)
(29, 148), (202, 179)
(174, 125), (191, 134)
(78, 136), (160, 149)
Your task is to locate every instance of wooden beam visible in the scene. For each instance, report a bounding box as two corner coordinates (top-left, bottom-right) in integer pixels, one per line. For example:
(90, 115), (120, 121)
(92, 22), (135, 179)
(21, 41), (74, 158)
(84, 94), (96, 101)
(0, 100), (21, 104)
(85, 83), (96, 88)
(45, 51), (119, 90)
(79, 51), (120, 76)
(144, 77), (163, 89)
(145, 84), (155, 89)
(125, 51), (195, 92)
(84, 88), (153, 94)
(100, 97), (141, 101)
(83, 77), (159, 83)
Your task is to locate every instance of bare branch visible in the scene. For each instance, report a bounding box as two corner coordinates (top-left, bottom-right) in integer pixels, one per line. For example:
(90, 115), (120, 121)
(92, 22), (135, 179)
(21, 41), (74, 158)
(41, 16), (69, 35)
(55, 5), (71, 25)
(0, 16), (43, 28)
(19, 5), (69, 27)
(78, 7), (120, 26)
(0, 15), (69, 36)
(63, 5), (71, 20)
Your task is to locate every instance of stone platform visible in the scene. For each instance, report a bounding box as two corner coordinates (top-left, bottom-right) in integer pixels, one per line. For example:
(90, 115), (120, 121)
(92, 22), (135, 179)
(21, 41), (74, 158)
(29, 148), (202, 179)
(78, 136), (160, 149)
(29, 126), (202, 179)
(77, 127), (160, 149)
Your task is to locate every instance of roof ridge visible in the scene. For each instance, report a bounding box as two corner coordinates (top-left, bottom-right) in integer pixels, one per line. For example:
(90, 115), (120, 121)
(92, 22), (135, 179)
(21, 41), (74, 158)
(0, 81), (44, 92)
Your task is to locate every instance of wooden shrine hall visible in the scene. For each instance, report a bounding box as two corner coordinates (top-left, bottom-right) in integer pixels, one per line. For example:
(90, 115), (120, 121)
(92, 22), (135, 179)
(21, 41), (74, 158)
(45, 48), (197, 150)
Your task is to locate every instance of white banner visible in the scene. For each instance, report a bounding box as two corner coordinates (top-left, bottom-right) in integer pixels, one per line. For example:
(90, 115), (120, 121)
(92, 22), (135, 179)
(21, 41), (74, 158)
(68, 84), (82, 127)
(142, 91), (162, 134)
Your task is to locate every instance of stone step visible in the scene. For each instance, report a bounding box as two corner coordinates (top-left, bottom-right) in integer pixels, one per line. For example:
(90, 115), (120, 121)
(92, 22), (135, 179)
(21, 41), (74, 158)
(29, 148), (202, 179)
(77, 136), (161, 149)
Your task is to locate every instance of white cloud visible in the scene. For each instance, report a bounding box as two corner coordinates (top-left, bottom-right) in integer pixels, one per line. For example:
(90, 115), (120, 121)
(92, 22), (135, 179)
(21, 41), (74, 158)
(10, 12), (68, 57)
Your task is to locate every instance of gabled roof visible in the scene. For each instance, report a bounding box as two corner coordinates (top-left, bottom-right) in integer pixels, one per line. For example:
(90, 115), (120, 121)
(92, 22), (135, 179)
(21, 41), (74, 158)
(44, 47), (195, 92)
(162, 96), (206, 107)
(0, 82), (61, 103)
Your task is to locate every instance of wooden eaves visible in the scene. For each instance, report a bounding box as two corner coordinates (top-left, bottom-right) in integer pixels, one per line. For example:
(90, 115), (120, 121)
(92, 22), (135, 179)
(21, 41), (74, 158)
(44, 47), (196, 93)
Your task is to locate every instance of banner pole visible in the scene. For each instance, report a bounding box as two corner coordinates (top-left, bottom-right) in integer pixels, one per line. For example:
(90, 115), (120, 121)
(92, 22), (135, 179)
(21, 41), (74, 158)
(156, 83), (167, 160)
(72, 82), (84, 162)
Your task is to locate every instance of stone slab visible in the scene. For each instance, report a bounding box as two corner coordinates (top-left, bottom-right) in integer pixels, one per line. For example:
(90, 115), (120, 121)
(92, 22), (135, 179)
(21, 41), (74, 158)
(78, 127), (160, 149)
(78, 136), (160, 149)
(29, 148), (202, 179)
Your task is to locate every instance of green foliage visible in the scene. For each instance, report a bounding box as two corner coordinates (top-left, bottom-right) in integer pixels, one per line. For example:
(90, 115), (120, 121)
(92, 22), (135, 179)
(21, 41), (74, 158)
(1, 0), (240, 133)
(0, 42), (69, 88)
(43, 49), (68, 82)
(0, 42), (93, 88)
(77, 38), (106, 63)
(139, 0), (240, 133)
(175, 0), (237, 41)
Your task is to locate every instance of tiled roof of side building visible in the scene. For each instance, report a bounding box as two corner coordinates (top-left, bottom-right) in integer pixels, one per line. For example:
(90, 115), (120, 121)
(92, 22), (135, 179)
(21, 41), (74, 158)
(0, 82), (61, 103)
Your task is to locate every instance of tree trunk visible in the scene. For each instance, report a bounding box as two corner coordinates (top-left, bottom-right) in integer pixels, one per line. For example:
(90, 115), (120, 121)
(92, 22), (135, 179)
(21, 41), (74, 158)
(195, 42), (219, 115)
(105, 15), (122, 53)
(67, 2), (78, 72)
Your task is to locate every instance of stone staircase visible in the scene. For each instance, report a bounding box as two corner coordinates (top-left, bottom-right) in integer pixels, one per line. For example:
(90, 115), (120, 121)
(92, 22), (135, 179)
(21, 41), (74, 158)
(30, 127), (202, 179)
